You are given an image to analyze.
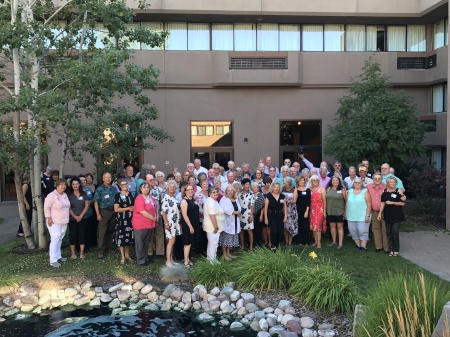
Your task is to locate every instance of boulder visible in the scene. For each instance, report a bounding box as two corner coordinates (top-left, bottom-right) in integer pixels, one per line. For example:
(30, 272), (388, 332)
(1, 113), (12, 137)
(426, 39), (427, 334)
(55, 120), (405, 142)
(210, 287), (220, 296)
(286, 320), (303, 335)
(64, 288), (78, 298)
(256, 299), (269, 309)
(230, 291), (241, 302)
(80, 280), (93, 290)
(132, 281), (145, 291)
(300, 317), (314, 329)
(117, 290), (130, 302)
(20, 285), (37, 296)
(182, 292), (192, 303)
(108, 283), (124, 293)
(140, 284), (153, 295)
(281, 314), (295, 327)
(241, 293), (255, 304)
(162, 284), (176, 297)
(169, 288), (184, 302)
(121, 284), (132, 291)
(230, 322), (245, 330)
(259, 318), (269, 331)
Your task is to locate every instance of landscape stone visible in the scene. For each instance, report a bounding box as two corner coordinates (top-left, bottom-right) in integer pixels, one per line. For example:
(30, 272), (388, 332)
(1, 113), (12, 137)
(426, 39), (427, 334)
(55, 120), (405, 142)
(264, 307), (274, 314)
(0, 286), (14, 296)
(318, 330), (335, 337)
(183, 302), (192, 310)
(50, 299), (61, 308)
(241, 293), (255, 304)
(209, 300), (221, 312)
(57, 290), (66, 300)
(89, 298), (101, 306)
(108, 283), (124, 293)
(132, 281), (145, 291)
(257, 332), (271, 337)
(20, 285), (37, 296)
(111, 308), (123, 315)
(20, 295), (38, 305)
(50, 289), (58, 298)
(222, 304), (234, 314)
(256, 299), (269, 309)
(302, 328), (314, 337)
(20, 304), (34, 312)
(198, 287), (208, 299)
(140, 284), (153, 295)
(108, 298), (121, 308)
(266, 314), (278, 327)
(117, 290), (131, 302)
(220, 287), (233, 296)
(219, 319), (230, 326)
(237, 307), (248, 316)
(230, 291), (241, 302)
(259, 318), (269, 331)
(230, 322), (245, 330)
(80, 280), (93, 290)
(245, 303), (260, 313)
(318, 323), (334, 330)
(240, 318), (250, 326)
(73, 296), (90, 306)
(94, 287), (104, 293)
(197, 312), (214, 322)
(255, 310), (266, 320)
(236, 298), (244, 309)
(269, 325), (285, 335)
(245, 312), (255, 321)
(274, 308), (284, 316)
(144, 303), (159, 311)
(281, 314), (295, 326)
(210, 287), (220, 296)
(85, 290), (96, 299)
(192, 301), (201, 310)
(280, 332), (299, 337)
(169, 288), (184, 302)
(147, 292), (159, 302)
(161, 301), (171, 311)
(191, 292), (200, 302)
(3, 297), (14, 307)
(182, 292), (191, 303)
(220, 300), (230, 310)
(217, 294), (228, 302)
(162, 284), (176, 297)
(250, 320), (262, 332)
(285, 306), (296, 315)
(100, 295), (113, 303)
(118, 310), (139, 316)
(64, 288), (78, 297)
(300, 317), (315, 329)
(121, 284), (132, 291)
(4, 308), (18, 316)
(278, 300), (292, 310)
(286, 320), (303, 335)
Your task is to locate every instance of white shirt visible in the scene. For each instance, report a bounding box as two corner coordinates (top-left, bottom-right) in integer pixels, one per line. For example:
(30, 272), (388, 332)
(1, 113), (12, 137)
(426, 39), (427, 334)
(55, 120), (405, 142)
(194, 166), (208, 177)
(221, 180), (236, 192)
(203, 197), (225, 233)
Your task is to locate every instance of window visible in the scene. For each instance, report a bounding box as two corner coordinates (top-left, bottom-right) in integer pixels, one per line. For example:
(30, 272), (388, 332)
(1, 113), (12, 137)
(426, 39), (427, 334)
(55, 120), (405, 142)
(387, 26), (406, 51)
(216, 125), (230, 135)
(407, 25), (426, 52)
(166, 22), (187, 50)
(434, 20), (445, 49)
(346, 25), (365, 51)
(212, 24), (233, 50)
(432, 83), (447, 113)
(191, 122), (233, 147)
(367, 26), (385, 51)
(234, 24), (256, 51)
(279, 25), (300, 51)
(141, 22), (164, 50)
(125, 23), (141, 50)
(188, 23), (210, 50)
(324, 24), (344, 51)
(303, 25), (323, 51)
(257, 23), (278, 51)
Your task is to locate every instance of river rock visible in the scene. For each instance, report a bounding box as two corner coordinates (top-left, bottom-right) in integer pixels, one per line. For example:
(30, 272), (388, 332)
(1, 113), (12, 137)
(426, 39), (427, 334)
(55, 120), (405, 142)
(240, 318), (250, 326)
(162, 284), (176, 297)
(236, 298), (244, 309)
(51, 299), (61, 308)
(183, 302), (192, 310)
(251, 320), (262, 332)
(318, 330), (335, 337)
(222, 304), (234, 314)
(269, 325), (285, 335)
(266, 314), (278, 327)
(80, 280), (93, 290)
(20, 285), (37, 296)
(210, 287), (220, 296)
(302, 328), (314, 337)
(318, 323), (334, 330)
(241, 293), (255, 304)
(220, 287), (233, 296)
(117, 290), (130, 302)
(21, 295), (38, 305)
(121, 284), (132, 291)
(245, 303), (259, 313)
(201, 301), (210, 310)
(49, 289), (58, 299)
(278, 300), (291, 310)
(108, 298), (121, 308)
(230, 291), (240, 302)
(3, 297), (14, 307)
(119, 309), (139, 316)
(209, 300), (220, 312)
(74, 296), (90, 306)
(161, 301), (171, 311)
(147, 292), (159, 302)
(230, 322), (245, 330)
(181, 292), (191, 303)
(285, 306), (296, 315)
(281, 314), (295, 326)
(0, 286), (14, 296)
(197, 312), (214, 322)
(255, 299), (269, 309)
(245, 312), (255, 321)
(259, 318), (269, 331)
(177, 302), (185, 309)
(254, 310), (265, 320)
(191, 292), (200, 302)
(257, 332), (271, 337)
(140, 284), (153, 295)
(220, 300), (230, 310)
(64, 288), (78, 297)
(85, 290), (96, 299)
(286, 320), (303, 334)
(301, 317), (314, 328)
(100, 295), (113, 303)
(205, 294), (216, 301)
(217, 294), (228, 302)
(170, 288), (184, 302)
(108, 283), (124, 293)
(56, 290), (65, 300)
(192, 301), (201, 310)
(4, 308), (18, 317)
(89, 298), (101, 306)
(111, 308), (123, 315)
(144, 303), (159, 311)
(301, 313), (318, 320)
(198, 287), (208, 299)
(280, 332), (299, 337)
(237, 307), (248, 316)
(95, 287), (104, 293)
(132, 281), (144, 291)
(264, 307), (274, 314)
(20, 304), (34, 312)
(275, 308), (284, 316)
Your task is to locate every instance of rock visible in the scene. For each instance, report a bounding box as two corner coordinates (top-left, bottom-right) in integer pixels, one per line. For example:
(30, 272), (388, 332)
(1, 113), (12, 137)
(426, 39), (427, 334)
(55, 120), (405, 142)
(85, 290), (96, 299)
(20, 285), (37, 296)
(256, 299), (269, 309)
(57, 290), (66, 300)
(237, 307), (248, 316)
(50, 289), (58, 299)
(89, 298), (101, 306)
(220, 300), (230, 310)
(80, 280), (93, 290)
(220, 287), (233, 296)
(129, 303), (141, 310)
(259, 318), (269, 331)
(222, 305), (234, 314)
(3, 297), (14, 307)
(108, 298), (121, 308)
(162, 284), (176, 297)
(0, 317), (5, 322)
(236, 298), (244, 309)
(147, 292), (159, 302)
(286, 320), (303, 334)
(20, 304), (34, 312)
(161, 301), (171, 311)
(318, 323), (334, 330)
(318, 330), (335, 337)
(266, 314), (278, 327)
(191, 292), (200, 302)
(181, 292), (191, 303)
(240, 318), (250, 326)
(117, 290), (130, 302)
(64, 288), (78, 297)
(269, 325), (285, 335)
(217, 294), (228, 302)
(0, 286), (14, 296)
(121, 284), (132, 291)
(278, 300), (292, 310)
(198, 287), (208, 299)
(129, 295), (139, 303)
(197, 312), (214, 322)
(224, 282), (235, 288)
(219, 319), (230, 326)
(245, 303), (260, 313)
(245, 313), (255, 321)
(241, 293), (255, 304)
(100, 295), (113, 303)
(4, 308), (19, 317)
(183, 302), (192, 311)
(50, 299), (61, 308)
(300, 317), (314, 329)
(230, 291), (241, 302)
(132, 281), (145, 290)
(170, 288), (184, 302)
(118, 310), (139, 316)
(140, 284), (153, 295)
(111, 308), (123, 315)
(274, 308), (284, 316)
(38, 290), (50, 298)
(257, 332), (271, 337)
(201, 301), (210, 311)
(301, 313), (318, 320)
(285, 306), (296, 315)
(210, 287), (220, 296)
(108, 283), (124, 293)
(251, 320), (262, 332)
(73, 296), (90, 306)
(21, 295), (38, 305)
(281, 314), (295, 327)
(144, 303), (159, 311)
(302, 328), (314, 337)
(255, 311), (265, 320)
(264, 307), (274, 314)
(280, 332), (299, 337)
(94, 287), (104, 293)
(230, 322), (245, 330)
(209, 300), (220, 312)
(192, 301), (201, 310)
(205, 294), (216, 301)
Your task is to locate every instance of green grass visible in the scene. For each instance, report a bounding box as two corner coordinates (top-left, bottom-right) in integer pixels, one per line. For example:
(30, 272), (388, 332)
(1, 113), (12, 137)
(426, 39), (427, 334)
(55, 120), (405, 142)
(190, 257), (237, 288)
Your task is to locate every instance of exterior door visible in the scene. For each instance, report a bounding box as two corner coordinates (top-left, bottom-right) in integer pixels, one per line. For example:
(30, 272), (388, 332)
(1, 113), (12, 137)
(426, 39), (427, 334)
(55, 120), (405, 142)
(191, 148), (234, 169)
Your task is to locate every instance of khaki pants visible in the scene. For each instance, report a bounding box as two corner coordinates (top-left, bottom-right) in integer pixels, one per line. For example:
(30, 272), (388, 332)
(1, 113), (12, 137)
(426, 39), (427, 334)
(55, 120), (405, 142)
(371, 210), (389, 252)
(98, 209), (115, 255)
(148, 218), (165, 256)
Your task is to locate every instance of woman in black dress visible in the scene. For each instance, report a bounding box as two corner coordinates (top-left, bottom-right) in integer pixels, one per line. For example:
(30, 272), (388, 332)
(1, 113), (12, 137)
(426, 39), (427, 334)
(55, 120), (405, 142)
(264, 181), (287, 248)
(378, 177), (406, 257)
(180, 185), (201, 269)
(114, 178), (135, 264)
(17, 174), (33, 237)
(295, 176), (311, 245)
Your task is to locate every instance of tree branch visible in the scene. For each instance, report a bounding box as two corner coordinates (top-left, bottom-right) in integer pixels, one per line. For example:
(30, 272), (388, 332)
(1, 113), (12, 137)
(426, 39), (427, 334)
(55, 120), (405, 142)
(44, 0), (74, 25)
(0, 82), (14, 96)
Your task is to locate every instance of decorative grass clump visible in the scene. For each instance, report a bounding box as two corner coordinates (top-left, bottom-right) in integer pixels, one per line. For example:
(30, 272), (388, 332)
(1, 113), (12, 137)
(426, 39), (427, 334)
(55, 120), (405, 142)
(288, 261), (361, 314)
(159, 264), (190, 284)
(235, 247), (298, 293)
(361, 272), (450, 337)
(190, 258), (237, 288)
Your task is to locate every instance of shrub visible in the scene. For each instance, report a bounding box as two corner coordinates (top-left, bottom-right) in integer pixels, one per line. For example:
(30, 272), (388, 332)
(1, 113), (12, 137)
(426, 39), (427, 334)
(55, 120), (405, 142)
(159, 264), (189, 284)
(288, 260), (360, 314)
(361, 272), (450, 337)
(235, 247), (299, 293)
(190, 258), (237, 288)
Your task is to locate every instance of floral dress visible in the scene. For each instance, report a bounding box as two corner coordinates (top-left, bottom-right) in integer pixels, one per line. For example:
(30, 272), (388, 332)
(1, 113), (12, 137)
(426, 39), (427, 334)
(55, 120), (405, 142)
(113, 193), (135, 247)
(161, 193), (181, 240)
(238, 190), (254, 230)
(282, 187), (298, 236)
(310, 187), (325, 232)
(194, 191), (208, 223)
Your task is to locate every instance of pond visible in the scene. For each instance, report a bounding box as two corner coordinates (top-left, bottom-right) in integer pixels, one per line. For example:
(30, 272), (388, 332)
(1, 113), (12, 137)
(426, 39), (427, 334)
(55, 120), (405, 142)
(0, 306), (256, 337)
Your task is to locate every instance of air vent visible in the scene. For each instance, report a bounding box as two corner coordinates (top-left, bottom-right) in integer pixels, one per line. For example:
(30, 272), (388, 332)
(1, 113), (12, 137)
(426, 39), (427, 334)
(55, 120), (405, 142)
(230, 57), (287, 69)
(397, 55), (436, 70)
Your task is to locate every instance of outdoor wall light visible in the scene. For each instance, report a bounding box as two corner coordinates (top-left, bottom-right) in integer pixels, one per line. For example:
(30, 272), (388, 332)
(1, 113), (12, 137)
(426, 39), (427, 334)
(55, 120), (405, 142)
(244, 137), (248, 144)
(57, 139), (63, 146)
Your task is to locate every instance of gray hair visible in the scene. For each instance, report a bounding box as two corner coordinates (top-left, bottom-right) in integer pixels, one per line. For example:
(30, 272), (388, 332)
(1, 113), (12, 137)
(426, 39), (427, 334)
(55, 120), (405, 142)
(213, 176), (222, 183)
(166, 180), (177, 190)
(140, 164), (151, 178)
(280, 165), (289, 172)
(320, 166), (327, 172)
(284, 177), (293, 187)
(302, 168), (310, 176)
(251, 182), (260, 190)
(155, 171), (165, 179)
(309, 174), (320, 185)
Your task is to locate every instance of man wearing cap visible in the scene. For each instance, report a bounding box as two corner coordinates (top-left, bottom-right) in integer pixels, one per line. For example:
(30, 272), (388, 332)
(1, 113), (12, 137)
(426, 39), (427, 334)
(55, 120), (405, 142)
(358, 165), (373, 187)
(366, 173), (388, 253)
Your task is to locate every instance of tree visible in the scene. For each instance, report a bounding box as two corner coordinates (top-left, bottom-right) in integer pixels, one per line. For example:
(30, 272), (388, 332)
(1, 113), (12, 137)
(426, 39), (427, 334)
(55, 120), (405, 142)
(323, 56), (425, 167)
(0, 0), (171, 249)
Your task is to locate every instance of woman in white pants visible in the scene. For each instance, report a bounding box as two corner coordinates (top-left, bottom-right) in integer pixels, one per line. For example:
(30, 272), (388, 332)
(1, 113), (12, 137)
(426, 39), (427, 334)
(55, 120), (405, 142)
(44, 179), (70, 267)
(203, 187), (225, 262)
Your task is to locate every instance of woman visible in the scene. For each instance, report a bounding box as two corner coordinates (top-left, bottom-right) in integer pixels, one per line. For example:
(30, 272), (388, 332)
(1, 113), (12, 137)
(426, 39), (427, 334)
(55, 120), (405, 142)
(282, 177), (298, 246)
(219, 185), (241, 260)
(17, 174), (32, 238)
(252, 182), (265, 247)
(188, 174), (199, 193)
(114, 178), (135, 264)
(161, 181), (181, 266)
(261, 176), (272, 196)
(252, 169), (264, 188)
(295, 176), (311, 245)
(213, 177), (224, 202)
(79, 175), (95, 251)
(277, 166), (290, 188)
(180, 185), (201, 268)
(325, 176), (347, 249)
(346, 177), (372, 252)
(264, 181), (287, 248)
(67, 177), (89, 260)
(238, 178), (255, 251)
(309, 175), (326, 248)
(84, 173), (98, 248)
(301, 168), (310, 188)
(155, 171), (167, 193)
(261, 176), (272, 246)
(132, 182), (158, 266)
(197, 172), (207, 183)
(44, 178), (70, 268)
(194, 179), (209, 254)
(203, 186), (225, 261)
(268, 166), (277, 182)
(378, 177), (406, 256)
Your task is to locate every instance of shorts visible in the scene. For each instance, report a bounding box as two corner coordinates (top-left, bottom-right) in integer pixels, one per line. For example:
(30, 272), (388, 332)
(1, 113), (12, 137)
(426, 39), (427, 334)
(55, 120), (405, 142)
(327, 214), (344, 223)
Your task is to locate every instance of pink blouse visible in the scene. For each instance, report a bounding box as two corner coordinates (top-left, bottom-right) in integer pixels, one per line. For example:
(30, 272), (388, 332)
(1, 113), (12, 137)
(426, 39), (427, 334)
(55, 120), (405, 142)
(132, 194), (157, 230)
(44, 190), (70, 224)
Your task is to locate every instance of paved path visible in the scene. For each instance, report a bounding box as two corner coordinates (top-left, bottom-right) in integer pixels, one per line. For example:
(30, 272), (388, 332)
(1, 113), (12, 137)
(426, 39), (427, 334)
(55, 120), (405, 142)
(0, 202), (20, 244)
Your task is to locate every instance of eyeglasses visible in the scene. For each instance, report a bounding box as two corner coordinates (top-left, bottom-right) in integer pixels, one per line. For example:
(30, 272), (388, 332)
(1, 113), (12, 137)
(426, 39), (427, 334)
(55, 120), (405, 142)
(186, 188), (194, 191)
(147, 179), (154, 181)
(120, 183), (128, 186)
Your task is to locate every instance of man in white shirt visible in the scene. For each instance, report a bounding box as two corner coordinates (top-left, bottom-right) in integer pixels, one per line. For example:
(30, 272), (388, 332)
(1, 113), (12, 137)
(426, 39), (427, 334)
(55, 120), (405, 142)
(344, 166), (357, 189)
(193, 158), (208, 177)
(212, 162), (226, 184)
(221, 171), (236, 192)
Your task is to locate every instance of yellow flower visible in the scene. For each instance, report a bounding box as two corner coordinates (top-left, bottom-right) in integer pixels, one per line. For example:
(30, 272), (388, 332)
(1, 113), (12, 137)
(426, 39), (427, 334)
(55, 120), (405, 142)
(309, 251), (318, 260)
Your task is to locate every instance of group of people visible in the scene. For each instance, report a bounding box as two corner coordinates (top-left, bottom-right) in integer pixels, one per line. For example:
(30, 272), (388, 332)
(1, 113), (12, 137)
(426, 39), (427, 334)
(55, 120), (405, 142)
(35, 155), (407, 268)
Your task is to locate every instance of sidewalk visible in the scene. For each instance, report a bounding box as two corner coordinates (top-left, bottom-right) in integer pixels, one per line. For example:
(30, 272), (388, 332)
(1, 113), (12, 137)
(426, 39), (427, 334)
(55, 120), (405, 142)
(0, 202), (20, 245)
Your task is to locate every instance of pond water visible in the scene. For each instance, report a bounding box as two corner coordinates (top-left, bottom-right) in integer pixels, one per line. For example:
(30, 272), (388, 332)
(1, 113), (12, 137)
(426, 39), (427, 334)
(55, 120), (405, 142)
(0, 307), (255, 337)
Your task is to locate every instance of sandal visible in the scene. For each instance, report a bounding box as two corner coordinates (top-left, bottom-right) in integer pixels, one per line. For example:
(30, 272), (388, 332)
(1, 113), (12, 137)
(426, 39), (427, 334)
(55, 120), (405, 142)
(120, 260), (125, 265)
(393, 252), (399, 257)
(389, 252), (394, 256)
(125, 257), (133, 263)
(80, 255), (85, 259)
(70, 255), (78, 260)
(328, 242), (337, 247)
(337, 245), (343, 250)
(184, 263), (192, 269)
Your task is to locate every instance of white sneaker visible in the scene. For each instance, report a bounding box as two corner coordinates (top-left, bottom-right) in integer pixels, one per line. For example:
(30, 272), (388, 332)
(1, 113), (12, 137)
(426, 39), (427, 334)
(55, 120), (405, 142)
(50, 262), (61, 268)
(58, 257), (67, 262)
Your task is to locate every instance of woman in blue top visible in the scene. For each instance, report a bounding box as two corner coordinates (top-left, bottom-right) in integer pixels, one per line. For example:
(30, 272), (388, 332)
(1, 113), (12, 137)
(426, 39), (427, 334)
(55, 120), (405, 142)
(346, 177), (372, 252)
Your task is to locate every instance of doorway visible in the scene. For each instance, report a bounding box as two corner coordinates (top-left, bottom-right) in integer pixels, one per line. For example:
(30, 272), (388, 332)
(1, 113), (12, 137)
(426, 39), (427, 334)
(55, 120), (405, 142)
(191, 148), (234, 169)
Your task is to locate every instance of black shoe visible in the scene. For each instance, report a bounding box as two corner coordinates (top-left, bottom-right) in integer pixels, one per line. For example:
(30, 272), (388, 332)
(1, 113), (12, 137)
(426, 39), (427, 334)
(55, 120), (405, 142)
(139, 261), (150, 266)
(375, 248), (383, 252)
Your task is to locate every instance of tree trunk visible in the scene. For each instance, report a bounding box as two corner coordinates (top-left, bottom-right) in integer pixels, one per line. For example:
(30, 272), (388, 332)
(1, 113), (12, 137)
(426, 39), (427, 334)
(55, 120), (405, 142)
(14, 167), (36, 249)
(59, 132), (67, 178)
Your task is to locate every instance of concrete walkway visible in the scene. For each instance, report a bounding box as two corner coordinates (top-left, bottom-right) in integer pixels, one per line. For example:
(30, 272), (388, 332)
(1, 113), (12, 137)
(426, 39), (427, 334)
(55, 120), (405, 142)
(0, 202), (20, 245)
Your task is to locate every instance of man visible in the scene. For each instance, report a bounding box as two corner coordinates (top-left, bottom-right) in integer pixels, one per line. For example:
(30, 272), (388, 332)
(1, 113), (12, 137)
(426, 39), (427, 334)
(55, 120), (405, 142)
(41, 165), (53, 198)
(207, 168), (215, 186)
(344, 166), (357, 189)
(146, 174), (164, 257)
(319, 166), (331, 188)
(241, 162), (253, 179)
(257, 162), (266, 175)
(283, 158), (291, 167)
(174, 172), (182, 192)
(149, 165), (157, 177)
(94, 172), (118, 259)
(262, 156), (280, 178)
(234, 167), (243, 182)
(358, 165), (373, 188)
(328, 161), (348, 179)
(292, 162), (301, 176)
(124, 164), (136, 196)
(381, 163), (404, 191)
(135, 163), (151, 180)
(289, 167), (298, 187)
(221, 171), (236, 192)
(299, 154), (329, 175)
(225, 161), (235, 175)
(212, 162), (226, 184)
(361, 159), (372, 178)
(186, 163), (195, 176)
(366, 173), (388, 253)
(193, 158), (208, 177)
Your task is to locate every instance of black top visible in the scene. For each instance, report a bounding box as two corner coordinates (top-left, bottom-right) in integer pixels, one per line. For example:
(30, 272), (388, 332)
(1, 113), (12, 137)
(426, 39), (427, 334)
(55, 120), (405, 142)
(180, 198), (201, 243)
(296, 188), (311, 213)
(114, 192), (135, 223)
(23, 183), (32, 206)
(232, 201), (239, 232)
(381, 189), (405, 223)
(68, 193), (88, 220)
(266, 192), (285, 212)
